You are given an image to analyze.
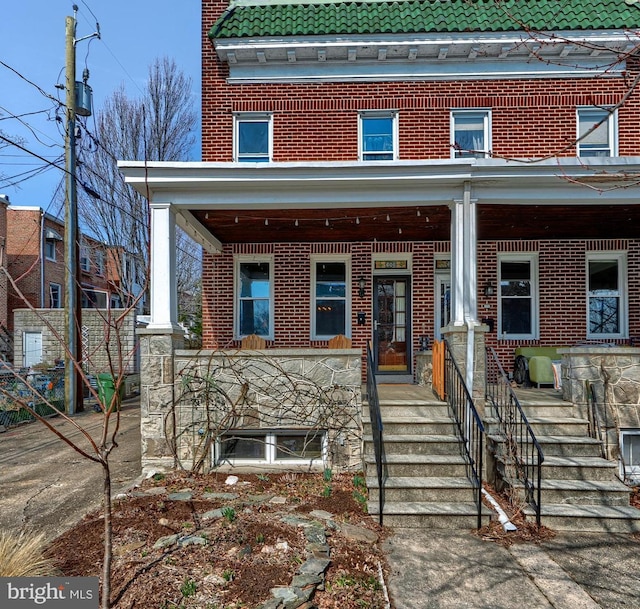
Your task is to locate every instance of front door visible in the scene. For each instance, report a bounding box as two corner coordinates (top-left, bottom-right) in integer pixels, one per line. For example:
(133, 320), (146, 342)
(374, 277), (410, 374)
(435, 275), (451, 340)
(23, 331), (43, 368)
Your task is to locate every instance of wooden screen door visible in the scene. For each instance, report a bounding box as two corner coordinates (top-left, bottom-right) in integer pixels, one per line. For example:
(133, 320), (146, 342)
(373, 277), (411, 374)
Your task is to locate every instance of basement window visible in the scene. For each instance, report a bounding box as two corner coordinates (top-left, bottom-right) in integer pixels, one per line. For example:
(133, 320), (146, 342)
(620, 430), (640, 483)
(215, 431), (325, 465)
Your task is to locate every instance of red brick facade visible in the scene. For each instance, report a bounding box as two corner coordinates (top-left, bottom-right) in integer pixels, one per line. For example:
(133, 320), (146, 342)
(201, 0), (640, 372)
(5, 207), (113, 331)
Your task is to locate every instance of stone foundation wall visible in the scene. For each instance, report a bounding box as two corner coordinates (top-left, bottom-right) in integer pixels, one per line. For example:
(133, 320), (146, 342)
(561, 346), (640, 460)
(138, 336), (362, 474)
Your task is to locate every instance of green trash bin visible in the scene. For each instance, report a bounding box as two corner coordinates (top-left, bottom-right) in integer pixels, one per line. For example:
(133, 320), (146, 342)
(96, 374), (124, 411)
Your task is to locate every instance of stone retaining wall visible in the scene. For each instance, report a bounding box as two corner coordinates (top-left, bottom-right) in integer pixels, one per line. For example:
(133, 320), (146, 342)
(138, 331), (362, 474)
(561, 346), (640, 461)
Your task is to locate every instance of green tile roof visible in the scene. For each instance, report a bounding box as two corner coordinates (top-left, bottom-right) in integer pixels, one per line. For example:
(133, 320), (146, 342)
(210, 0), (640, 40)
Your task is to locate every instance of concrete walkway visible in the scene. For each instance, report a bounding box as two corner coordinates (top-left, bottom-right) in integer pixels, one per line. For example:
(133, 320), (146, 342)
(383, 528), (640, 609)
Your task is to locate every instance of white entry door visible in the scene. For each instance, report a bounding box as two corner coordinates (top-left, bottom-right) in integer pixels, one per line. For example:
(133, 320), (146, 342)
(23, 332), (43, 368)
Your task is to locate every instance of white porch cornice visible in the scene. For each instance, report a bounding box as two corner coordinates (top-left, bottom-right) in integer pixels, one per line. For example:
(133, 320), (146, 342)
(118, 157), (640, 208)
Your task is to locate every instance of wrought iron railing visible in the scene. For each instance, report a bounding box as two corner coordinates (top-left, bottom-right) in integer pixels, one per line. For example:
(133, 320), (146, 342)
(366, 341), (384, 525)
(443, 339), (485, 529)
(586, 380), (607, 460)
(485, 347), (544, 526)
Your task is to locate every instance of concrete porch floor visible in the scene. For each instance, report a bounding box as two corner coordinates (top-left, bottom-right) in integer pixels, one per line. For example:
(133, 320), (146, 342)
(366, 382), (566, 404)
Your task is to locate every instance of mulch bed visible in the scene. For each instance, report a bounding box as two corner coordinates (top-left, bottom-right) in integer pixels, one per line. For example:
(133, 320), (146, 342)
(46, 471), (389, 609)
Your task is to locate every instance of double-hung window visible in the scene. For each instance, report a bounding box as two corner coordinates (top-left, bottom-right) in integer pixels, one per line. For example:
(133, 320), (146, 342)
(587, 253), (626, 338)
(80, 246), (91, 272)
(359, 111), (398, 160)
(44, 239), (57, 261)
(577, 107), (617, 157)
(237, 258), (272, 338)
(49, 283), (61, 309)
(451, 110), (491, 158)
(234, 113), (272, 162)
(498, 255), (538, 339)
(312, 259), (349, 339)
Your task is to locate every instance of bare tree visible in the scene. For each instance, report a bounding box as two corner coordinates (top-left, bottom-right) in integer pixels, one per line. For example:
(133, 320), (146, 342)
(77, 57), (198, 311)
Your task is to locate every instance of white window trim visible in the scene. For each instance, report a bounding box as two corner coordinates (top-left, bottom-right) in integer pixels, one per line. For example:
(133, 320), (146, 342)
(450, 108), (492, 159)
(497, 253), (539, 340)
(80, 246), (91, 272)
(358, 110), (399, 161)
(82, 288), (109, 309)
(310, 255), (352, 340)
(620, 429), (640, 483)
(235, 255), (274, 340)
(95, 250), (105, 276)
(577, 106), (618, 157)
(49, 283), (61, 309)
(233, 112), (273, 162)
(214, 430), (327, 466)
(586, 251), (627, 339)
(44, 239), (57, 262)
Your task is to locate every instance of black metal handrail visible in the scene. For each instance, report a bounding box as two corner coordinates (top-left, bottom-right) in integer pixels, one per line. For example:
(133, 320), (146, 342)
(366, 341), (384, 525)
(485, 347), (544, 526)
(586, 380), (607, 460)
(443, 339), (485, 529)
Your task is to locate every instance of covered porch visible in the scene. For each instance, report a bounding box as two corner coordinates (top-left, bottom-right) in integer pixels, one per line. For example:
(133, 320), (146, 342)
(119, 157), (640, 473)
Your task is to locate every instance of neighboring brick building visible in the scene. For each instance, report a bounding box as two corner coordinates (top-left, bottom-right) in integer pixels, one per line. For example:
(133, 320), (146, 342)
(6, 207), (112, 316)
(4, 205), (127, 366)
(120, 0), (640, 471)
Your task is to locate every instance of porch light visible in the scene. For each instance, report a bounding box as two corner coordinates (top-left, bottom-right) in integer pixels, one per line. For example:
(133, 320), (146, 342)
(358, 276), (366, 298)
(484, 281), (496, 297)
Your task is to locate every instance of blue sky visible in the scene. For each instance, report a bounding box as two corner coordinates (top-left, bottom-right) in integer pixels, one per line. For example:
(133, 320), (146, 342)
(1, 0), (202, 214)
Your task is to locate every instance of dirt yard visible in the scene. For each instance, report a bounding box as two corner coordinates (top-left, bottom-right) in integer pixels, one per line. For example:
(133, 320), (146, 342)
(46, 471), (389, 609)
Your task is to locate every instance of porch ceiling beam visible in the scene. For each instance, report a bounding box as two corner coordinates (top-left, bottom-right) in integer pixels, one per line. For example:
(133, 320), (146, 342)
(176, 210), (222, 254)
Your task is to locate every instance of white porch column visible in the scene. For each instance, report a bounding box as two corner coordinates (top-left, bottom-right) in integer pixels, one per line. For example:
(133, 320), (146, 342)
(149, 202), (181, 332)
(448, 182), (481, 392)
(450, 182), (479, 326)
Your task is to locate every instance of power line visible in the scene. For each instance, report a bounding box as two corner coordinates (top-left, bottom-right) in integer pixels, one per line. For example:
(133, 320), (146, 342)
(0, 60), (63, 107)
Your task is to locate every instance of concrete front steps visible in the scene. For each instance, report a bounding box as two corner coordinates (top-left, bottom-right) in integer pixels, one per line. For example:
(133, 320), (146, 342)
(364, 390), (490, 529)
(488, 391), (640, 533)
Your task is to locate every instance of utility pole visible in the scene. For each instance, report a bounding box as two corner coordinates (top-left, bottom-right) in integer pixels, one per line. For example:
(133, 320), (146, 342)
(64, 11), (81, 415)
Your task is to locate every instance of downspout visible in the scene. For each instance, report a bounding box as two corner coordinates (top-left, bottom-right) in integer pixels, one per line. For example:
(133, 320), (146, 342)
(40, 209), (45, 307)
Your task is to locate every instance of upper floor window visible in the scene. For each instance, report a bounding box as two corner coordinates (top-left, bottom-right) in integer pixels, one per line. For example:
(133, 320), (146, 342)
(451, 110), (491, 158)
(312, 259), (349, 339)
(236, 258), (273, 338)
(49, 283), (61, 309)
(498, 255), (538, 340)
(80, 246), (91, 272)
(587, 253), (626, 338)
(95, 250), (105, 276)
(359, 112), (398, 161)
(234, 113), (272, 162)
(577, 107), (617, 157)
(44, 228), (62, 261)
(44, 239), (57, 261)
